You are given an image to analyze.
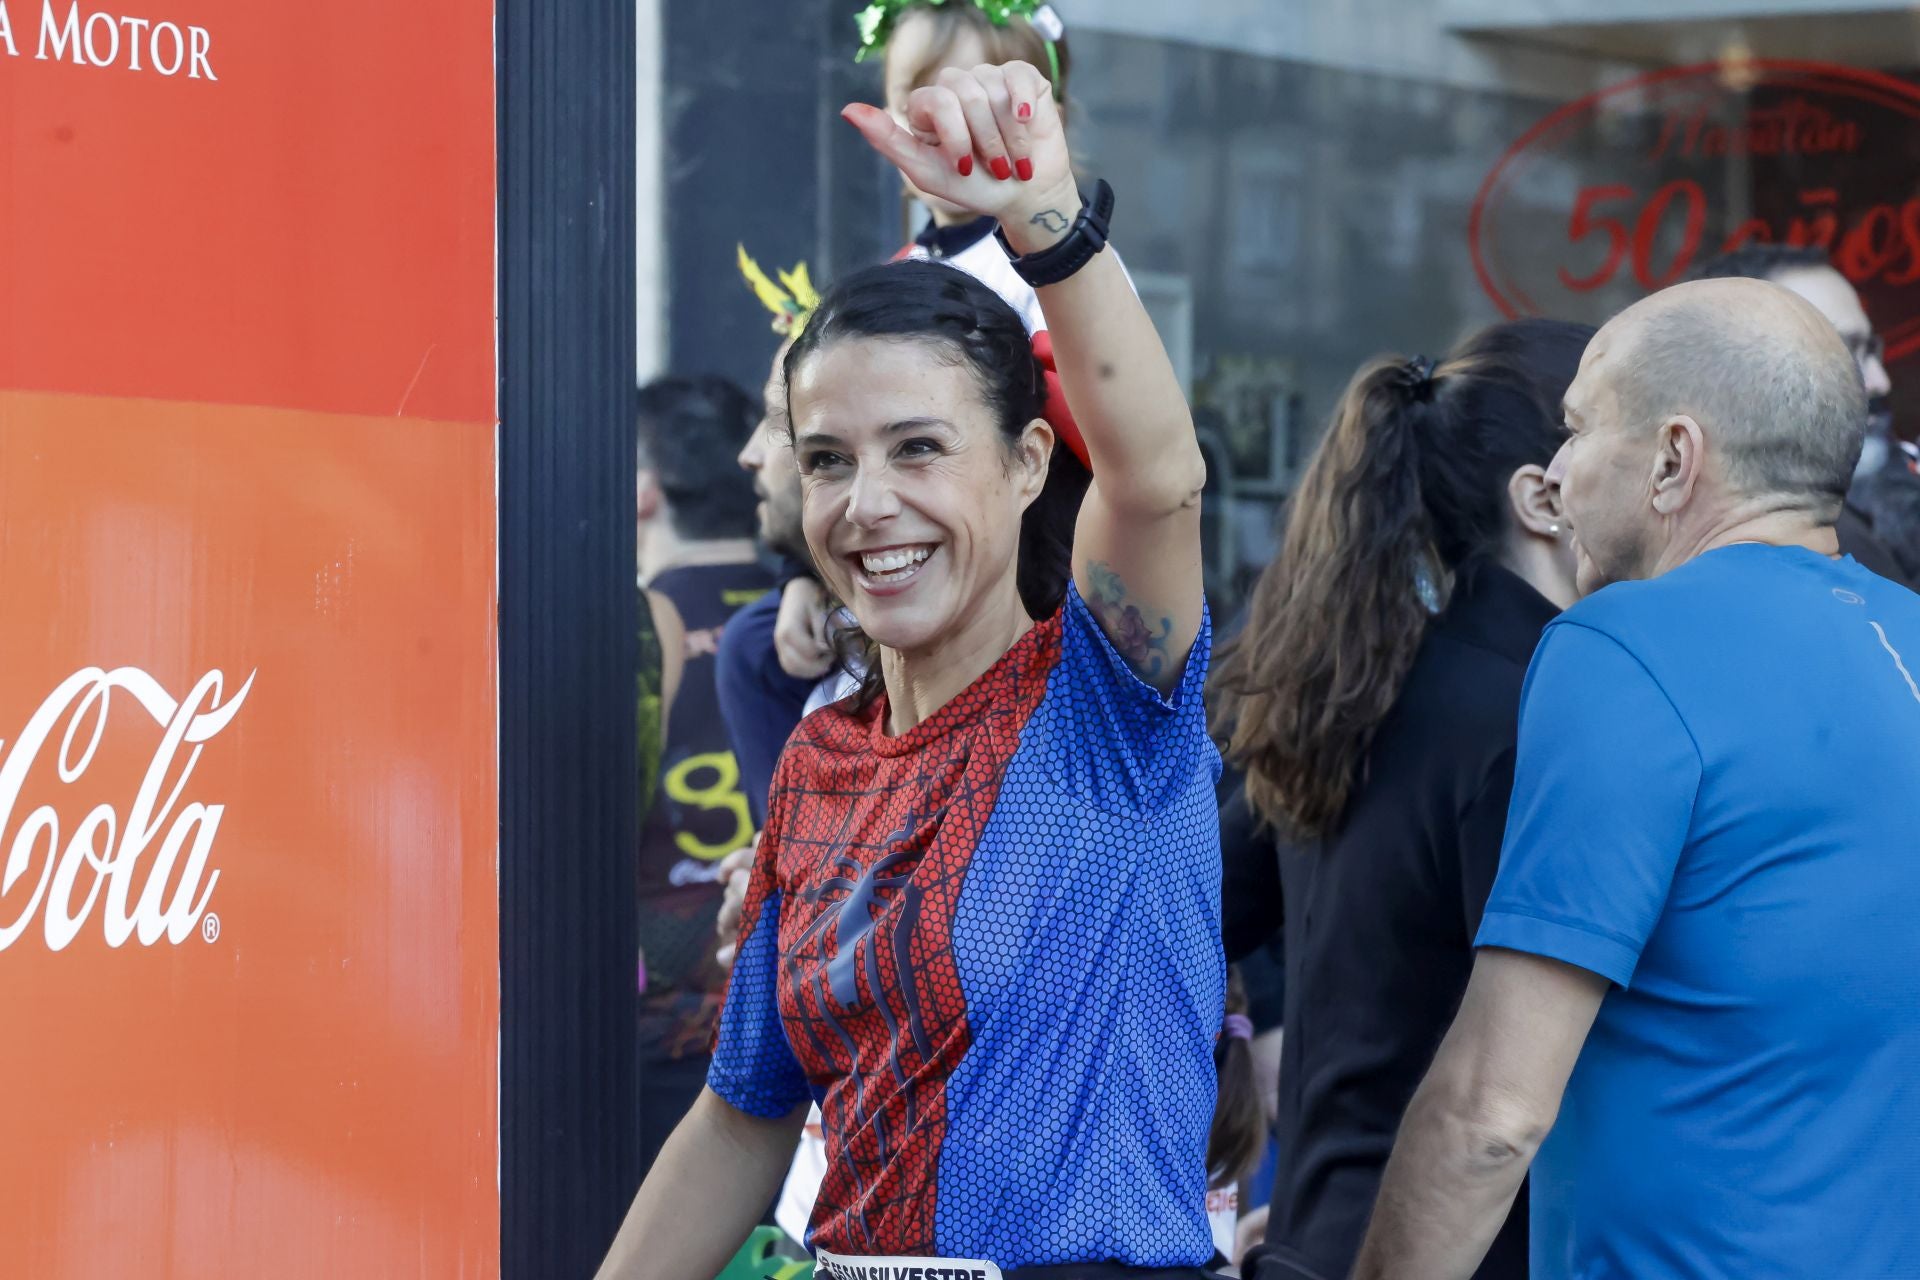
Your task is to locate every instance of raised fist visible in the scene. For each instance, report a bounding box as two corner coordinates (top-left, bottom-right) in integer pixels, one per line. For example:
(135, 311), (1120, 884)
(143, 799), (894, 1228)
(842, 60), (1076, 242)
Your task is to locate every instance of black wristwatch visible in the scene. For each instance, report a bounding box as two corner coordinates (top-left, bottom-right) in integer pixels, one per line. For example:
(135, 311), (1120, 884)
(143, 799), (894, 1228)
(995, 179), (1114, 288)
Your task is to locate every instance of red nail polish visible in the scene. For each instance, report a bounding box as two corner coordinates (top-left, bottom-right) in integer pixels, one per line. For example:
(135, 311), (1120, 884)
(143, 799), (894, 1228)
(1016, 102), (1032, 121)
(958, 155), (973, 177)
(990, 156), (1012, 181)
(1015, 157), (1034, 181)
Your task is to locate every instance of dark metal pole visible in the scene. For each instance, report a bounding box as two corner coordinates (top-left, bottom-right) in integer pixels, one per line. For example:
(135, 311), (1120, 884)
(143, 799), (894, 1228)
(498, 0), (640, 1273)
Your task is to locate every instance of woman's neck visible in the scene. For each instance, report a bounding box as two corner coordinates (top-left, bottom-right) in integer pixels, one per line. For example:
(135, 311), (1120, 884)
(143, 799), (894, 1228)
(1496, 530), (1578, 611)
(928, 204), (975, 228)
(878, 580), (1032, 735)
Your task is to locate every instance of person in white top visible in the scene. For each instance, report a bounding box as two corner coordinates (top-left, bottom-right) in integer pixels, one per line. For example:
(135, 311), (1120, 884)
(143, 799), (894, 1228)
(870, 0), (1073, 332)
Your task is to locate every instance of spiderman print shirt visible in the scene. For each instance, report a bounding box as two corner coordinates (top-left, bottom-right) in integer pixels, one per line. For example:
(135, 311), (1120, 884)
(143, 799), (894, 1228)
(708, 583), (1223, 1266)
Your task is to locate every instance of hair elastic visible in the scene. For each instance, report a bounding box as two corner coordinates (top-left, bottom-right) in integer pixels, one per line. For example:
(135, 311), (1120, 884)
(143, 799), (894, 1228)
(1405, 354), (1437, 398)
(1223, 1013), (1254, 1042)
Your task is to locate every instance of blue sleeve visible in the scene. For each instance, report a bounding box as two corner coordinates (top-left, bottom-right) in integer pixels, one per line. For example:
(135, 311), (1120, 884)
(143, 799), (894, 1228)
(1042, 582), (1220, 810)
(715, 593), (813, 827)
(706, 823), (810, 1117)
(1476, 622), (1702, 988)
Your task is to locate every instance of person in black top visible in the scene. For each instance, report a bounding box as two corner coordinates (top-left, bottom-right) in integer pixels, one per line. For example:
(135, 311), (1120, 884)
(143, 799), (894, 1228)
(1211, 318), (1594, 1280)
(634, 375), (776, 1175)
(1851, 459), (1920, 587)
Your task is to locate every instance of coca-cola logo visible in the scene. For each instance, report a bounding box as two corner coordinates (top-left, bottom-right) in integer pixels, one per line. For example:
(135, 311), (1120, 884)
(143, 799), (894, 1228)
(1472, 60), (1920, 363)
(0, 666), (254, 953)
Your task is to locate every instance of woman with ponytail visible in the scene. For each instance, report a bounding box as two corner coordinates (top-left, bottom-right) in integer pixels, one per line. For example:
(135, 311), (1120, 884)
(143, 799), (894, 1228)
(1205, 967), (1266, 1266)
(601, 60), (1220, 1279)
(1212, 318), (1593, 1280)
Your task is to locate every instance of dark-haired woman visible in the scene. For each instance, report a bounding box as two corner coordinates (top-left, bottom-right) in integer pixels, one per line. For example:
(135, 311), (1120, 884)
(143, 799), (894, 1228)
(598, 61), (1219, 1278)
(1211, 319), (1594, 1280)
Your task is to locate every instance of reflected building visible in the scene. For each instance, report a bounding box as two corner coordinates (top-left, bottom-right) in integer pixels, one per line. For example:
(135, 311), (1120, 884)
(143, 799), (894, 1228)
(643, 0), (1920, 613)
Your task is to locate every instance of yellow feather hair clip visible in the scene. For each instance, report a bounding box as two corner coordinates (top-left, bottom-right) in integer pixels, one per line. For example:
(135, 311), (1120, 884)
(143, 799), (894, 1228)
(737, 244), (821, 337)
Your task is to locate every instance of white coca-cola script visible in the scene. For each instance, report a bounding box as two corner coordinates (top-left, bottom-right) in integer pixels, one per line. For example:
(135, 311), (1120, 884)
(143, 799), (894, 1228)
(0, 666), (254, 953)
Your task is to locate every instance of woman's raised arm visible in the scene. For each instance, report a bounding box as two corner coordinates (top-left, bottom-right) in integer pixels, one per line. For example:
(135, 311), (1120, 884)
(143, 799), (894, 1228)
(842, 62), (1205, 691)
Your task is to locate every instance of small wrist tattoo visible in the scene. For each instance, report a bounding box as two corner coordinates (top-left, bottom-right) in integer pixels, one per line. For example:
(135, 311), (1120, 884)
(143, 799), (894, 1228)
(1029, 208), (1070, 234)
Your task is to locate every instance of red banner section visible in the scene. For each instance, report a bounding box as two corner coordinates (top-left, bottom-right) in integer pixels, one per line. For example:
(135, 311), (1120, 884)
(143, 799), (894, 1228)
(0, 0), (494, 422)
(0, 2), (498, 1276)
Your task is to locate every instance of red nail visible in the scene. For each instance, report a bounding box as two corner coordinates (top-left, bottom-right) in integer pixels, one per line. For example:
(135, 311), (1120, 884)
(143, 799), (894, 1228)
(958, 155), (973, 177)
(1016, 102), (1032, 121)
(990, 156), (1012, 181)
(1015, 157), (1034, 181)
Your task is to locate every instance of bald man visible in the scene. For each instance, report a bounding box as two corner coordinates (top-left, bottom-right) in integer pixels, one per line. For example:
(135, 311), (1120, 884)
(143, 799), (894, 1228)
(1353, 279), (1920, 1280)
(1689, 243), (1914, 587)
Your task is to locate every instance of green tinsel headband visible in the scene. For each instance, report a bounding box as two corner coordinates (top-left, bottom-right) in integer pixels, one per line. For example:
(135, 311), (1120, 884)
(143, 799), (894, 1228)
(854, 0), (1066, 99)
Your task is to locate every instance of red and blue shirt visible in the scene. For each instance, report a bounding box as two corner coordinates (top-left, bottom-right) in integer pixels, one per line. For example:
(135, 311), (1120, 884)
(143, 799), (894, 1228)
(708, 584), (1222, 1264)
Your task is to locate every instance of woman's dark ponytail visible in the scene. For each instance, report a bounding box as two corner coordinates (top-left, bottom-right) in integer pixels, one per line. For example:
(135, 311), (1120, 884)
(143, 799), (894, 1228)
(1213, 359), (1444, 836)
(1207, 966), (1265, 1190)
(1018, 440), (1090, 621)
(1212, 318), (1594, 839)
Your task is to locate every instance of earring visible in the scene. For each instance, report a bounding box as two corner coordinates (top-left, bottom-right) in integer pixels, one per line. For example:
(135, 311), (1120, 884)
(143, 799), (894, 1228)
(1548, 523), (1562, 536)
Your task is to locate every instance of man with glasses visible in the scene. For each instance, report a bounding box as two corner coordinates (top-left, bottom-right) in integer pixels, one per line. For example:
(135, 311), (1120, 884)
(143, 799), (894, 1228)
(1689, 244), (1916, 587)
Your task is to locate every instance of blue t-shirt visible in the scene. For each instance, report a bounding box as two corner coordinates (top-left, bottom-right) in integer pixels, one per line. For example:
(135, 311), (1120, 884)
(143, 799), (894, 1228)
(1478, 545), (1920, 1278)
(715, 587), (816, 826)
(709, 585), (1224, 1264)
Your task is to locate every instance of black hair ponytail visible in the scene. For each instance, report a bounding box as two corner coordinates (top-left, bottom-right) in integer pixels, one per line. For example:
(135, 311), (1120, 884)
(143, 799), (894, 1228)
(1213, 318), (1594, 837)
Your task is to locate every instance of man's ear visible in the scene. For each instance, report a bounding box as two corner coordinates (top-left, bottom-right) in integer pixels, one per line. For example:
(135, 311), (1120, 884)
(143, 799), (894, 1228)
(1650, 415), (1705, 516)
(1506, 463), (1562, 537)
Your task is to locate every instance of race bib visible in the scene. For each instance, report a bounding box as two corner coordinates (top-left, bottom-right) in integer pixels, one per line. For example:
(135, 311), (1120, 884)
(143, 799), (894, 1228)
(813, 1251), (1005, 1280)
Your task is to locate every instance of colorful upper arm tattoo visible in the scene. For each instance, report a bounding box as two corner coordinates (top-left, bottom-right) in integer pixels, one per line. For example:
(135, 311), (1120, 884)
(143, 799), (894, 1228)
(1085, 561), (1176, 682)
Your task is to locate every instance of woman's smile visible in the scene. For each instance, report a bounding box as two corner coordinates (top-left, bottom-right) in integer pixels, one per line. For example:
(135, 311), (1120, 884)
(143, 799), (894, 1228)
(849, 543), (940, 595)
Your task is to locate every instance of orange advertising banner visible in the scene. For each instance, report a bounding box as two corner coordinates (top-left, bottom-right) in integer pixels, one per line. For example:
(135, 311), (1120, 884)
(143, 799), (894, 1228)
(0, 2), (499, 1276)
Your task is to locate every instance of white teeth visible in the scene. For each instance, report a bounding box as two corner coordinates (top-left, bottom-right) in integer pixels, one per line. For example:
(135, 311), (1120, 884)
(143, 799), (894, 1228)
(860, 546), (932, 576)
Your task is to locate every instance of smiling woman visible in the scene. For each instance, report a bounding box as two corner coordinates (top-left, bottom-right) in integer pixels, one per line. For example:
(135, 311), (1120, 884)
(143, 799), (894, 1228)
(598, 59), (1221, 1280)
(780, 260), (1088, 719)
